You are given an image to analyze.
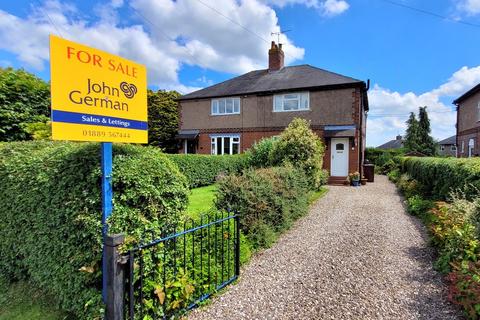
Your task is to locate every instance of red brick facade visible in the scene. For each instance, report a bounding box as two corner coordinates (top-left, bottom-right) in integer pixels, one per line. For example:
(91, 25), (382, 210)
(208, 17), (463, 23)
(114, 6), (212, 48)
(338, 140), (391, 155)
(454, 85), (480, 158)
(179, 127), (363, 177)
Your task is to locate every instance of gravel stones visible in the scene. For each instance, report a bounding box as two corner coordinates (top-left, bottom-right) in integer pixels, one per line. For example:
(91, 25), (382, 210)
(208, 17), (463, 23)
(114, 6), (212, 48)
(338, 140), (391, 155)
(188, 175), (462, 320)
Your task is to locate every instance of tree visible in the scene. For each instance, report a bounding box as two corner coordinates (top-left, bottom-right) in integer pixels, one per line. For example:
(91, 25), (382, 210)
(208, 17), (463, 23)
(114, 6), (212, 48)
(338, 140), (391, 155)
(404, 112), (421, 152)
(147, 90), (181, 153)
(417, 106), (437, 156)
(404, 107), (437, 156)
(0, 67), (50, 141)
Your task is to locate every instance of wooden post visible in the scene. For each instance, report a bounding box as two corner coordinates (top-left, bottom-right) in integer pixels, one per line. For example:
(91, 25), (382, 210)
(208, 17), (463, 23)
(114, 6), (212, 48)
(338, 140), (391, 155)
(105, 234), (125, 320)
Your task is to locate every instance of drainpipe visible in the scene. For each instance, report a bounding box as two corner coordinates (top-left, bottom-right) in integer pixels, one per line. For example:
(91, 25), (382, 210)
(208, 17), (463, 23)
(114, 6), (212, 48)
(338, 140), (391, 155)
(359, 79), (370, 178)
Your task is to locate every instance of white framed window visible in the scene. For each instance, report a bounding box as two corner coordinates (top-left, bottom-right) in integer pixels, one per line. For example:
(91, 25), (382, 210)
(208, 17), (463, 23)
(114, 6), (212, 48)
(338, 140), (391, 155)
(477, 101), (480, 122)
(451, 145), (457, 151)
(210, 135), (240, 155)
(440, 145), (445, 151)
(273, 92), (309, 112)
(211, 98), (240, 115)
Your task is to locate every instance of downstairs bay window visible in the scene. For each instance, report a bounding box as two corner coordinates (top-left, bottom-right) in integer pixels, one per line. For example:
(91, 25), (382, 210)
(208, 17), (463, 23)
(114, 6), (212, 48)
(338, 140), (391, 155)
(211, 135), (240, 155)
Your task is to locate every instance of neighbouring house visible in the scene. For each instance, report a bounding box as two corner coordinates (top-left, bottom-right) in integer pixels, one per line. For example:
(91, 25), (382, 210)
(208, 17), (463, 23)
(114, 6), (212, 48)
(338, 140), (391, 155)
(176, 41), (369, 181)
(453, 84), (480, 158)
(377, 135), (404, 150)
(437, 135), (457, 157)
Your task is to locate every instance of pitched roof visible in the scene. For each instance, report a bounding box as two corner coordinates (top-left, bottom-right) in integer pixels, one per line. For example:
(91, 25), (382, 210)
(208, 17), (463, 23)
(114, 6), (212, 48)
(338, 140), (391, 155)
(438, 135), (456, 145)
(453, 83), (480, 105)
(179, 64), (365, 101)
(377, 138), (404, 149)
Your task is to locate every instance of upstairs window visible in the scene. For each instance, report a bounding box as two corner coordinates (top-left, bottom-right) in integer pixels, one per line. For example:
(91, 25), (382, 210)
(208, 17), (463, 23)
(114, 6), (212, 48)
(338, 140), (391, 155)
(273, 92), (309, 112)
(211, 98), (240, 115)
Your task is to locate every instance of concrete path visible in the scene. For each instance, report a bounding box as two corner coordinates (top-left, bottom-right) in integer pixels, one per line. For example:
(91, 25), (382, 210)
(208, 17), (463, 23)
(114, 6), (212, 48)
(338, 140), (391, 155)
(189, 175), (462, 320)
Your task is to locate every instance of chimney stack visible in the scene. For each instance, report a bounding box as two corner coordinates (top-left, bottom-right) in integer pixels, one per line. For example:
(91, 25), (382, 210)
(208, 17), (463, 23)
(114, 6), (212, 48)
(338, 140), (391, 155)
(268, 41), (284, 71)
(396, 135), (402, 140)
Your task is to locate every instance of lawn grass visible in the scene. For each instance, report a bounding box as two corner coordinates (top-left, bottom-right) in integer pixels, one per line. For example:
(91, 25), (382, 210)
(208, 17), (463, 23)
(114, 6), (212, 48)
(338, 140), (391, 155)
(186, 184), (328, 220)
(185, 184), (217, 219)
(0, 281), (66, 320)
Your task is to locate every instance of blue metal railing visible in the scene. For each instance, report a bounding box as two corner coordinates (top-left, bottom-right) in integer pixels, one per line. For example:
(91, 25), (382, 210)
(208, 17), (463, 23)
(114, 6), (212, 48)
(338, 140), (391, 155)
(124, 213), (240, 319)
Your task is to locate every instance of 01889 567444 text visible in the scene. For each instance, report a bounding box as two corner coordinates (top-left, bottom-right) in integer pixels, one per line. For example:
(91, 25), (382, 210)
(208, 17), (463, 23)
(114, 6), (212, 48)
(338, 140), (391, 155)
(82, 129), (131, 139)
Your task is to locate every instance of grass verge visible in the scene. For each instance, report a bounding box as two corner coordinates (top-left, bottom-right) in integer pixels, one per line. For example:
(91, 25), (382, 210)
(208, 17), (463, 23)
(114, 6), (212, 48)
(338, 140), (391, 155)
(0, 281), (66, 320)
(308, 187), (328, 205)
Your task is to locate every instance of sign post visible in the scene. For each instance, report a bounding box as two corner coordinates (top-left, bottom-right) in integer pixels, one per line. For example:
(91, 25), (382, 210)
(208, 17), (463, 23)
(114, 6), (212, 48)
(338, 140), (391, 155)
(49, 35), (147, 303)
(101, 142), (113, 301)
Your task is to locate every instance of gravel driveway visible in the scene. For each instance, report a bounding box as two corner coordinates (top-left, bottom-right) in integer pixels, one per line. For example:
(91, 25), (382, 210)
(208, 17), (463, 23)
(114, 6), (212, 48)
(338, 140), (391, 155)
(188, 175), (462, 320)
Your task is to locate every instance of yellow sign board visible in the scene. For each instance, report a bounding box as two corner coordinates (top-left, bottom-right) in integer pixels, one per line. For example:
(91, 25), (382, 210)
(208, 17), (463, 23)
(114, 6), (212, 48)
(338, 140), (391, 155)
(49, 35), (148, 143)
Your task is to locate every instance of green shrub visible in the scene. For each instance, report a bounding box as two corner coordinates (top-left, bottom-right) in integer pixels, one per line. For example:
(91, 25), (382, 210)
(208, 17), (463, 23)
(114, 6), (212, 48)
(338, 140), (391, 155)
(447, 261), (480, 319)
(398, 157), (480, 200)
(379, 159), (397, 174)
(166, 154), (248, 188)
(406, 195), (434, 217)
(0, 141), (189, 319)
(387, 168), (400, 183)
(270, 118), (325, 189)
(397, 174), (425, 199)
(428, 203), (479, 274)
(245, 137), (276, 168)
(215, 165), (309, 249)
(365, 147), (404, 167)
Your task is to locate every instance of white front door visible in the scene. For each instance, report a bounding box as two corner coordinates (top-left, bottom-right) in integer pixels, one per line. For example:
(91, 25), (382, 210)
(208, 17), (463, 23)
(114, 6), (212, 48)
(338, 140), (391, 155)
(330, 138), (349, 176)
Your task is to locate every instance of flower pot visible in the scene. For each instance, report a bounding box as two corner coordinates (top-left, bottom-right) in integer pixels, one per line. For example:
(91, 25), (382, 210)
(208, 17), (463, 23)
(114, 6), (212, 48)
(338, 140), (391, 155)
(361, 178), (367, 185)
(352, 180), (360, 187)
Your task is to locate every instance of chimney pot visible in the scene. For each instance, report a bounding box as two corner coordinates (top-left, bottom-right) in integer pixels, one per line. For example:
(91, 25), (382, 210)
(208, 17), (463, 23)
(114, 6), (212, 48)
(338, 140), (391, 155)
(268, 41), (284, 72)
(396, 135), (402, 140)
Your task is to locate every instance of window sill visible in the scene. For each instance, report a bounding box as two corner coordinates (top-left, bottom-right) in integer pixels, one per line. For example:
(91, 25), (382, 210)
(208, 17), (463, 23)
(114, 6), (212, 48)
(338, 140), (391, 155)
(272, 109), (311, 113)
(210, 113), (241, 116)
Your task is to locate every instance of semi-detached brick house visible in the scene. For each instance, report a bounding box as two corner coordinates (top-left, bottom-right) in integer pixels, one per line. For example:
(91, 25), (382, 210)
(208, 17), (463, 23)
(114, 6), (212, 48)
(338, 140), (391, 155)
(177, 42), (370, 182)
(453, 85), (480, 158)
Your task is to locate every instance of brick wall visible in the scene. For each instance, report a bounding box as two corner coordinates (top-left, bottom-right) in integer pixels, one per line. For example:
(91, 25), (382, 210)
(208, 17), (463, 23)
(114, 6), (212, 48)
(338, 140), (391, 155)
(457, 130), (480, 158)
(191, 128), (361, 176)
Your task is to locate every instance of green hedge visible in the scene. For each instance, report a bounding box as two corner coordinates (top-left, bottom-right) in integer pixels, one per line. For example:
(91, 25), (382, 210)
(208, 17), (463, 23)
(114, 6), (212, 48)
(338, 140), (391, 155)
(215, 165), (310, 249)
(398, 157), (480, 200)
(166, 154), (248, 188)
(0, 141), (189, 319)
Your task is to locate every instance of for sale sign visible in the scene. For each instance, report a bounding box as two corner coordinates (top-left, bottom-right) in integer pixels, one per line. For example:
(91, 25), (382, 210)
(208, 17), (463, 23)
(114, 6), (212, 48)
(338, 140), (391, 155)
(49, 35), (148, 143)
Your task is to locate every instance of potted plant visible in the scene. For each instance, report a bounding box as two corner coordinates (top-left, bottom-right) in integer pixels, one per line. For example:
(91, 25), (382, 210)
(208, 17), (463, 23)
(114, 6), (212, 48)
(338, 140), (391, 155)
(348, 171), (361, 186)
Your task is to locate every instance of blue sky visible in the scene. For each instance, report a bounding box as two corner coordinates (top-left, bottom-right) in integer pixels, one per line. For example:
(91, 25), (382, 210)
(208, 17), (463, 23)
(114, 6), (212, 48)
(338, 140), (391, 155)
(1, 0), (479, 146)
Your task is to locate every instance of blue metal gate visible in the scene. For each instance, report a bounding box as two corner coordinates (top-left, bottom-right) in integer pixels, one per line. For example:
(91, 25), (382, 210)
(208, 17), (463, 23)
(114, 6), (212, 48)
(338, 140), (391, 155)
(124, 213), (240, 319)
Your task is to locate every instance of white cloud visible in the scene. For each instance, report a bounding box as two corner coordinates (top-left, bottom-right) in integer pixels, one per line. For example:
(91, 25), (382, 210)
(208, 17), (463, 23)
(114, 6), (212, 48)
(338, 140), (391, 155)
(456, 0), (480, 15)
(321, 0), (349, 16)
(367, 65), (480, 147)
(0, 0), (304, 91)
(261, 0), (350, 16)
(261, 0), (320, 8)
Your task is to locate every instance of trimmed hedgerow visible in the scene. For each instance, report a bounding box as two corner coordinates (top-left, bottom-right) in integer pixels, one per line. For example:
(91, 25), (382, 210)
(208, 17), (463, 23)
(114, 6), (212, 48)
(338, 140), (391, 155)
(166, 154), (248, 188)
(398, 157), (480, 200)
(0, 141), (189, 319)
(215, 165), (310, 249)
(393, 161), (480, 318)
